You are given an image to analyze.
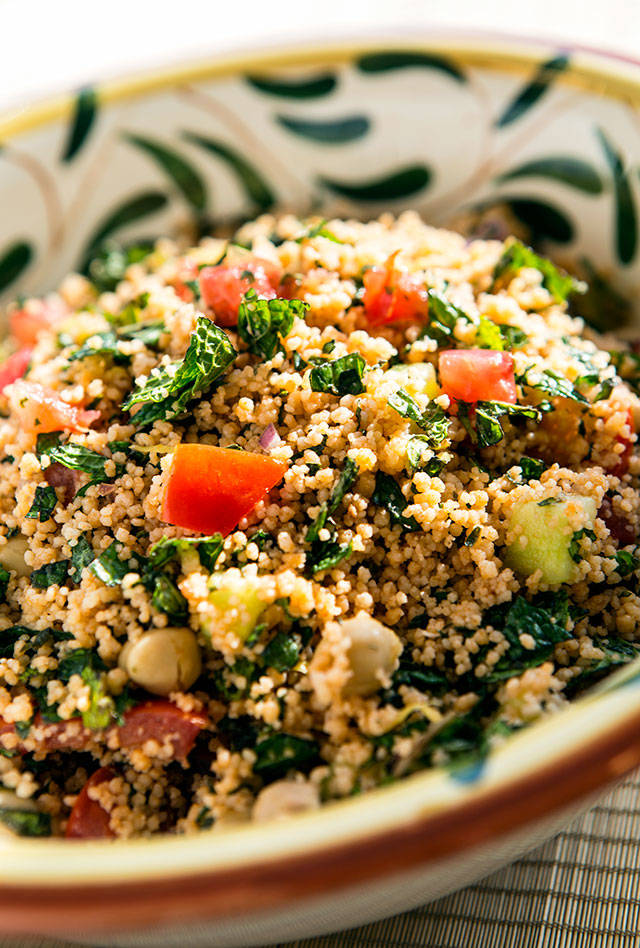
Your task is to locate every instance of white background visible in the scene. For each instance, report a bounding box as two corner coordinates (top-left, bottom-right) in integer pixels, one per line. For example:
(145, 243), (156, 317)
(1, 0), (640, 112)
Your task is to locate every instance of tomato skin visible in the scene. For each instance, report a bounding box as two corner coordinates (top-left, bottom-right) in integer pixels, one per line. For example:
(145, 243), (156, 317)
(0, 346), (33, 394)
(162, 443), (288, 537)
(609, 409), (635, 478)
(10, 380), (100, 434)
(0, 701), (207, 760)
(439, 349), (517, 404)
(363, 261), (429, 326)
(65, 767), (116, 840)
(10, 299), (67, 346)
(599, 496), (636, 546)
(199, 257), (282, 326)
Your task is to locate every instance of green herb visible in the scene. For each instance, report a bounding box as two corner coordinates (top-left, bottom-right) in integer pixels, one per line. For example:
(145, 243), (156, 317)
(296, 219), (343, 243)
(405, 436), (445, 475)
(89, 542), (130, 586)
(306, 540), (352, 574)
(30, 560), (70, 589)
(569, 528), (597, 563)
(68, 330), (130, 365)
(57, 647), (106, 681)
(307, 458), (358, 543)
(383, 656), (449, 707)
(493, 240), (584, 303)
(112, 292), (151, 327)
(613, 550), (640, 577)
(483, 593), (572, 683)
(519, 457), (545, 481)
(0, 809), (51, 837)
(0, 566), (9, 603)
(309, 352), (366, 396)
(147, 534), (223, 572)
(322, 340), (336, 354)
(372, 471), (420, 532)
(48, 443), (122, 497)
(253, 732), (320, 781)
(123, 316), (237, 425)
(237, 289), (308, 360)
(305, 458), (358, 574)
(537, 497), (560, 507)
(499, 325), (529, 349)
(25, 485), (57, 522)
(565, 635), (640, 697)
(593, 378), (615, 402)
(150, 573), (188, 623)
(70, 535), (95, 582)
(262, 631), (301, 671)
(387, 389), (449, 446)
(118, 320), (165, 348)
(35, 432), (62, 457)
(458, 400), (541, 448)
(84, 240), (154, 293)
(292, 351), (307, 371)
(517, 367), (588, 404)
(81, 666), (115, 730)
(464, 526), (481, 546)
(475, 317), (504, 350)
(422, 289), (471, 345)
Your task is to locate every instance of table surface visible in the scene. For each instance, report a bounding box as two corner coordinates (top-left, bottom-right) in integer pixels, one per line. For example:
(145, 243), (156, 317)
(2, 1), (640, 945)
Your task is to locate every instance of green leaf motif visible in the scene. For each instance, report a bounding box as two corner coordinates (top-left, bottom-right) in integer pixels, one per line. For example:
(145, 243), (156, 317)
(506, 199), (574, 244)
(319, 164), (431, 202)
(276, 114), (370, 144)
(123, 133), (207, 212)
(496, 156), (603, 194)
(495, 54), (569, 128)
(247, 73), (337, 98)
(597, 128), (638, 265)
(61, 87), (98, 163)
(0, 241), (33, 293)
(81, 191), (168, 266)
(182, 132), (274, 211)
(356, 50), (465, 83)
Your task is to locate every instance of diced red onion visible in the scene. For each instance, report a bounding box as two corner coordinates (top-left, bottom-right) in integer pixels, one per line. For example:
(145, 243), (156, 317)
(259, 424), (281, 450)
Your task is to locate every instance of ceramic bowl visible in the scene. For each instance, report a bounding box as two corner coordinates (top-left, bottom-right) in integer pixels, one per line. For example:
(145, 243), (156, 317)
(2, 32), (640, 947)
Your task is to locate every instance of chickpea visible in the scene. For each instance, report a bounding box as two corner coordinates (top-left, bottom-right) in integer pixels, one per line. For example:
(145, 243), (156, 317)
(342, 613), (402, 697)
(118, 628), (202, 696)
(252, 780), (320, 822)
(0, 534), (30, 577)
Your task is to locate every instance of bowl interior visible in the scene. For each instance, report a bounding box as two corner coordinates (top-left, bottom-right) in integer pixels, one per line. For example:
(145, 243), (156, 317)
(2, 36), (640, 888)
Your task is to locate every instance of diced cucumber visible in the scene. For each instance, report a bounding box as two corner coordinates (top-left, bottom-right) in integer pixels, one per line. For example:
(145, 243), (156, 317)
(385, 363), (439, 399)
(505, 495), (597, 585)
(202, 577), (266, 645)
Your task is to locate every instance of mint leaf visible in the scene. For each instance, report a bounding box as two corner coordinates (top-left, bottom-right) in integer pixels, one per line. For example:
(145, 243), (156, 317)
(372, 471), (420, 532)
(459, 400), (541, 448)
(518, 367), (588, 404)
(31, 560), (70, 589)
(25, 485), (57, 522)
(493, 240), (584, 303)
(387, 388), (449, 446)
(238, 289), (308, 360)
(309, 352), (366, 396)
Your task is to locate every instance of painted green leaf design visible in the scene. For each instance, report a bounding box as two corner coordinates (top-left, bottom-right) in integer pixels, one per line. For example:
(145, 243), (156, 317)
(123, 133), (207, 212)
(61, 87), (98, 163)
(506, 198), (574, 244)
(0, 241), (33, 293)
(597, 128), (637, 265)
(356, 50), (465, 83)
(496, 156), (603, 194)
(495, 54), (569, 128)
(182, 133), (274, 211)
(319, 164), (431, 201)
(276, 114), (370, 144)
(82, 190), (169, 258)
(247, 74), (337, 99)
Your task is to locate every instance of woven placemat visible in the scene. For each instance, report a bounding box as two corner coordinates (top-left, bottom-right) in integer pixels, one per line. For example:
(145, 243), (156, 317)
(3, 772), (640, 948)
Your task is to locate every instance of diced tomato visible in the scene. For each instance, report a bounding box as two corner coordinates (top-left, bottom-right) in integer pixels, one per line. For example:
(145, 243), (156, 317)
(10, 380), (100, 434)
(10, 299), (67, 346)
(363, 256), (429, 326)
(116, 701), (207, 758)
(199, 257), (282, 326)
(609, 408), (635, 478)
(0, 346), (33, 394)
(0, 701), (207, 760)
(161, 443), (287, 537)
(598, 496), (636, 546)
(439, 349), (517, 404)
(66, 767), (116, 840)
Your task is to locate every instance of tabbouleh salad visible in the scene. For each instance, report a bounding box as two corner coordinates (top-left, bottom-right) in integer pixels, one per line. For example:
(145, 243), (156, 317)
(0, 211), (639, 840)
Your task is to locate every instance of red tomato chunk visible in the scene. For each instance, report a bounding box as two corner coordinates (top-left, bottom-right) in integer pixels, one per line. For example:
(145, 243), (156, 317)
(161, 443), (288, 537)
(10, 299), (67, 346)
(66, 767), (116, 840)
(199, 257), (282, 326)
(363, 259), (429, 326)
(0, 346), (33, 394)
(11, 380), (100, 433)
(439, 349), (517, 404)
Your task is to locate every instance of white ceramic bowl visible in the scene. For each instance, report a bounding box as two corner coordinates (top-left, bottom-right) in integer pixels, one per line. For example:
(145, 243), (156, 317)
(2, 31), (640, 947)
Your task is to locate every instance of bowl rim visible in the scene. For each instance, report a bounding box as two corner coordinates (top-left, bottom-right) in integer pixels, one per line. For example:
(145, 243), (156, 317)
(2, 28), (640, 936)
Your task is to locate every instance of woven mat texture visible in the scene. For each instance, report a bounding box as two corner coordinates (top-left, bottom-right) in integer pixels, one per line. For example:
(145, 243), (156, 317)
(3, 772), (640, 948)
